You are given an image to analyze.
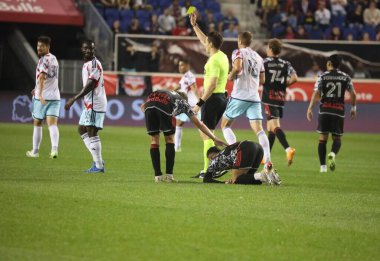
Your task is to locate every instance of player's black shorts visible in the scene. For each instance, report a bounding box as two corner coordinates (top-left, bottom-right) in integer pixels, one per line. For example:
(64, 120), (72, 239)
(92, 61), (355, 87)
(233, 141), (263, 170)
(201, 93), (227, 129)
(145, 108), (176, 136)
(264, 104), (283, 120)
(317, 114), (344, 136)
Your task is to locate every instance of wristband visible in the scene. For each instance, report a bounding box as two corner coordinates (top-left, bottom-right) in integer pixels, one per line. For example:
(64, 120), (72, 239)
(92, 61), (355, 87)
(196, 99), (205, 107)
(351, 105), (357, 112)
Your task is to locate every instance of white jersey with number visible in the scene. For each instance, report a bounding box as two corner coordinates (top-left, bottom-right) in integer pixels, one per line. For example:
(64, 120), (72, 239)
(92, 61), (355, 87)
(82, 57), (107, 112)
(35, 53), (60, 100)
(230, 47), (264, 102)
(179, 71), (197, 107)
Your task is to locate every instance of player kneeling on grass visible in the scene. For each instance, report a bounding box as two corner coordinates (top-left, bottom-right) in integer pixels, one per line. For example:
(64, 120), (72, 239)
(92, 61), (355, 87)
(141, 90), (227, 182)
(203, 140), (281, 185)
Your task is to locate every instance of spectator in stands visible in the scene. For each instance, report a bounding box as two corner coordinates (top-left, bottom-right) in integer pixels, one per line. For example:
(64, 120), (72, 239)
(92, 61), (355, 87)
(172, 17), (190, 36)
(223, 23), (239, 38)
(328, 25), (343, 40)
(315, 1), (331, 31)
(208, 23), (217, 34)
(284, 25), (296, 39)
(361, 31), (372, 41)
(363, 1), (380, 26)
(303, 9), (316, 26)
(287, 6), (298, 29)
(158, 8), (176, 35)
(353, 61), (371, 78)
(305, 63), (322, 78)
(147, 44), (160, 72)
(346, 32), (355, 41)
(128, 18), (146, 34)
(147, 14), (160, 34)
(117, 0), (131, 9)
(222, 9), (239, 31)
(347, 4), (364, 25)
(101, 0), (117, 7)
(120, 43), (137, 71)
(330, 0), (347, 16)
(131, 0), (153, 11)
(112, 19), (122, 34)
(297, 0), (315, 16)
(168, 0), (184, 22)
(295, 25), (309, 38)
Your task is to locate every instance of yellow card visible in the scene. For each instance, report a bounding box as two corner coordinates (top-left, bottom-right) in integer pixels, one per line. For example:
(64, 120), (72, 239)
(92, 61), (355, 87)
(186, 6), (196, 15)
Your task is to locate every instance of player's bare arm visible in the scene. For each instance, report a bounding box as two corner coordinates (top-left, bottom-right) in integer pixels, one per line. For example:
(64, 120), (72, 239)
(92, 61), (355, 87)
(228, 58), (242, 81)
(287, 72), (298, 86)
(350, 89), (357, 119)
(191, 83), (201, 100)
(259, 71), (265, 85)
(190, 115), (227, 147)
(190, 13), (207, 47)
(307, 90), (320, 121)
(64, 79), (97, 110)
(38, 73), (47, 105)
(193, 77), (218, 113)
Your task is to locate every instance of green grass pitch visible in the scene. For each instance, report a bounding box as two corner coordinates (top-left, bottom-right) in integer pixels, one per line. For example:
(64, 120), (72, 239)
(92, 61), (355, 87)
(0, 123), (379, 260)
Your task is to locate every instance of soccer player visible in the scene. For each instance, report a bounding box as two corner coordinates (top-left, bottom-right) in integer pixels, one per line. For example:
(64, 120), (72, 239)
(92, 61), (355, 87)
(64, 40), (107, 173)
(220, 31), (273, 171)
(189, 12), (229, 177)
(203, 140), (281, 185)
(173, 58), (200, 152)
(262, 38), (298, 166)
(141, 90), (227, 182)
(307, 54), (357, 172)
(26, 36), (60, 159)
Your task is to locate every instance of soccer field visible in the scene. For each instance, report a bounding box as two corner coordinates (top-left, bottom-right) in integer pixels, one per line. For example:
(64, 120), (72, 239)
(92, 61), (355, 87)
(0, 123), (379, 260)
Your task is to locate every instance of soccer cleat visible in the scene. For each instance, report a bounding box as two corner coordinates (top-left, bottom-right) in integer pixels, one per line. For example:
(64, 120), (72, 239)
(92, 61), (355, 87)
(164, 175), (178, 183)
(260, 171), (272, 185)
(192, 170), (205, 179)
(328, 152), (336, 171)
(320, 165), (327, 173)
(26, 150), (39, 158)
(155, 175), (163, 183)
(286, 147), (296, 166)
(175, 147), (182, 152)
(269, 169), (281, 185)
(49, 151), (58, 159)
(86, 165), (105, 173)
(213, 170), (229, 179)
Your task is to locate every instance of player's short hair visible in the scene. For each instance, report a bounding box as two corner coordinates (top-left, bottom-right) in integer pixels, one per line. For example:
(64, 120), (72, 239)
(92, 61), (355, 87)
(239, 31), (253, 46)
(327, 54), (341, 68)
(176, 90), (188, 101)
(207, 32), (223, 49)
(207, 146), (221, 157)
(179, 57), (190, 65)
(268, 38), (282, 55)
(81, 39), (95, 47)
(37, 36), (51, 46)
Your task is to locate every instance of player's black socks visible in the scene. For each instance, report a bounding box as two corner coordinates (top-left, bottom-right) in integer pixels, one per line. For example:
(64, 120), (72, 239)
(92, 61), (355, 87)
(332, 136), (341, 155)
(274, 127), (290, 150)
(150, 144), (162, 176)
(165, 143), (175, 174)
(235, 174), (262, 185)
(268, 131), (276, 151)
(318, 140), (327, 165)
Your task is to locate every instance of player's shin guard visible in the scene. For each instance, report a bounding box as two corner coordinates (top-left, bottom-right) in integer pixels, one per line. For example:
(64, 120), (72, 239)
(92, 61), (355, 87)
(165, 143), (175, 174)
(274, 127), (290, 150)
(81, 133), (91, 151)
(222, 127), (236, 145)
(48, 125), (59, 152)
(331, 136), (341, 155)
(33, 126), (42, 154)
(89, 136), (103, 169)
(318, 140), (327, 165)
(203, 139), (215, 172)
(257, 130), (271, 164)
(268, 131), (275, 151)
(150, 144), (162, 176)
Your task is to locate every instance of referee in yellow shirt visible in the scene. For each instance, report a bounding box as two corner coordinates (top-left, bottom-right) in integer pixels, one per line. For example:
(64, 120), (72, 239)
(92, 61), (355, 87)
(190, 11), (229, 178)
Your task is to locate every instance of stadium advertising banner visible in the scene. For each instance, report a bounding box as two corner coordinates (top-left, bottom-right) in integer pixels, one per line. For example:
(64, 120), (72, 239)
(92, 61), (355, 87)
(0, 0), (83, 26)
(1, 91), (379, 133)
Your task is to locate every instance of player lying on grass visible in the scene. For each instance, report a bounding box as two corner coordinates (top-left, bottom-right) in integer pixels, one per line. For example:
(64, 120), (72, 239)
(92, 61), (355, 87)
(141, 90), (227, 182)
(203, 140), (281, 185)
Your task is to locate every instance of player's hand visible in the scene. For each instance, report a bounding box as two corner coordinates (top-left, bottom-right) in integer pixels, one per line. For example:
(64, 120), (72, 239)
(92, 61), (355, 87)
(227, 72), (234, 81)
(140, 102), (146, 112)
(350, 110), (357, 119)
(31, 88), (35, 97)
(39, 96), (46, 106)
(189, 12), (197, 27)
(213, 136), (228, 147)
(307, 108), (313, 121)
(193, 105), (200, 114)
(64, 98), (75, 111)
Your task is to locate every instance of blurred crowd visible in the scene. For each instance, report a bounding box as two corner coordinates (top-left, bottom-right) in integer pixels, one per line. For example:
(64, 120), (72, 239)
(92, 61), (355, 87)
(257, 0), (380, 41)
(92, 0), (240, 38)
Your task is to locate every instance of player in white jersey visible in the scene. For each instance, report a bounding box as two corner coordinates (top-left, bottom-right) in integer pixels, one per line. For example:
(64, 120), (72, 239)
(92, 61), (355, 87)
(173, 58), (200, 152)
(26, 36), (61, 159)
(221, 31), (273, 171)
(65, 40), (107, 173)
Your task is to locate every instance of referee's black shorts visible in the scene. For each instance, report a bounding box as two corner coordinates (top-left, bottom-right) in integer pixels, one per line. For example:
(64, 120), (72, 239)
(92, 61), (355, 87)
(317, 114), (344, 136)
(145, 108), (176, 136)
(201, 93), (227, 130)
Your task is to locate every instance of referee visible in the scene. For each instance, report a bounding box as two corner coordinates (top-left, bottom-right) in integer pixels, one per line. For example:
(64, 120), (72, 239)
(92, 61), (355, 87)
(190, 11), (228, 177)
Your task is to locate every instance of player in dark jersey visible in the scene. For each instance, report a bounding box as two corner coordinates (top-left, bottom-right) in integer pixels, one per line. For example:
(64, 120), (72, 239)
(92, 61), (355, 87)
(141, 90), (227, 182)
(262, 38), (298, 166)
(203, 140), (281, 185)
(307, 54), (357, 173)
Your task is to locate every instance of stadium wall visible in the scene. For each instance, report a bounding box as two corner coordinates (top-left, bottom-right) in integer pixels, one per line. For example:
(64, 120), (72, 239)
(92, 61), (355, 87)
(2, 91), (379, 133)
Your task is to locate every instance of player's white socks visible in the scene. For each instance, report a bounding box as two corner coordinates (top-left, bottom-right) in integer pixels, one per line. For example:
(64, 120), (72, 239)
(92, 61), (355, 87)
(222, 127), (236, 145)
(33, 126), (42, 154)
(48, 125), (59, 152)
(257, 130), (271, 164)
(81, 133), (91, 151)
(89, 136), (103, 169)
(174, 126), (183, 150)
(254, 173), (262, 181)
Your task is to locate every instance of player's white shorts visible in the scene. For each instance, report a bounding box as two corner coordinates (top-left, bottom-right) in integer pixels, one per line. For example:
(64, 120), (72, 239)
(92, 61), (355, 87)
(79, 109), (105, 129)
(223, 97), (263, 121)
(32, 98), (61, 120)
